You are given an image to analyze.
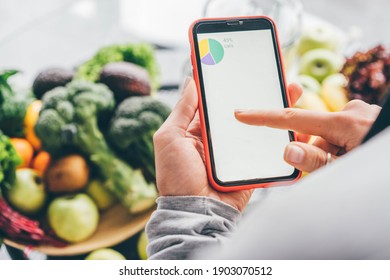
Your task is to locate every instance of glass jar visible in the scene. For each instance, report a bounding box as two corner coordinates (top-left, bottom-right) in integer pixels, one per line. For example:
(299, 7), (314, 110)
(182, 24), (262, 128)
(203, 0), (303, 71)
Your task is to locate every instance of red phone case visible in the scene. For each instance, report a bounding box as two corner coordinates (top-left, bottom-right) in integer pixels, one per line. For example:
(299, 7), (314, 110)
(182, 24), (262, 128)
(189, 16), (301, 192)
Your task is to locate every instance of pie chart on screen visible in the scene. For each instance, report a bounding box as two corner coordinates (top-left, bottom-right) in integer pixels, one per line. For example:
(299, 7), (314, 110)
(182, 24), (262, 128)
(199, 38), (224, 65)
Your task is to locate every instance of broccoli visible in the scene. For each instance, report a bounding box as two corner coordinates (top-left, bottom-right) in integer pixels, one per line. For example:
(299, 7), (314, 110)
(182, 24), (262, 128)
(0, 70), (34, 137)
(108, 96), (171, 181)
(35, 81), (158, 213)
(76, 43), (160, 91)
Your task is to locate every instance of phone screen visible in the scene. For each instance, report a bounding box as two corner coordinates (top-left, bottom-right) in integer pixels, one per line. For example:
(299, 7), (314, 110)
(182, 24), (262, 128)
(193, 18), (298, 186)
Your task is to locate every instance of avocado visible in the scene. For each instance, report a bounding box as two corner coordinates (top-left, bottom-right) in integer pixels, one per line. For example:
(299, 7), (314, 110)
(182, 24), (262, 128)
(33, 67), (74, 99)
(98, 62), (151, 103)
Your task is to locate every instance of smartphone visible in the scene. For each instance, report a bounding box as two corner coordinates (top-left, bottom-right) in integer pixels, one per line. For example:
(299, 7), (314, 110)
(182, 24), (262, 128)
(189, 16), (301, 192)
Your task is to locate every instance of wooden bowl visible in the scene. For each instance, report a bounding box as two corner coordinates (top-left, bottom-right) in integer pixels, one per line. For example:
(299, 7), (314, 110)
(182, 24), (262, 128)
(4, 204), (155, 256)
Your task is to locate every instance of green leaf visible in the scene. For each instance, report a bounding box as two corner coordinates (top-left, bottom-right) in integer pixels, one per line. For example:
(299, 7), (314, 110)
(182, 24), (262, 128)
(0, 69), (19, 103)
(0, 69), (19, 81)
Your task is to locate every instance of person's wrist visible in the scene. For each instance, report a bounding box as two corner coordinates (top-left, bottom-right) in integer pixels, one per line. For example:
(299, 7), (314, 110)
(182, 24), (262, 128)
(156, 196), (241, 222)
(156, 185), (193, 197)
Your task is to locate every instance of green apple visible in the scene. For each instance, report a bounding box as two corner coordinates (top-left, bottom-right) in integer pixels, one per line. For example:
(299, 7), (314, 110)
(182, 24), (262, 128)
(297, 75), (321, 94)
(48, 193), (99, 243)
(298, 22), (340, 55)
(85, 248), (126, 260)
(6, 168), (47, 215)
(86, 179), (117, 210)
(299, 49), (345, 82)
(137, 230), (148, 260)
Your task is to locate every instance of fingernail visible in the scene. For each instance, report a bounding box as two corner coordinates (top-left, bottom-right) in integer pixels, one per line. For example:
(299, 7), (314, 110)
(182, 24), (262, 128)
(285, 144), (305, 164)
(234, 109), (246, 114)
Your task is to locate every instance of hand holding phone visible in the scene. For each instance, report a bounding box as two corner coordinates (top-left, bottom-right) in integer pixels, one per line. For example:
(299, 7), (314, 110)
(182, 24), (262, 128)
(189, 16), (301, 191)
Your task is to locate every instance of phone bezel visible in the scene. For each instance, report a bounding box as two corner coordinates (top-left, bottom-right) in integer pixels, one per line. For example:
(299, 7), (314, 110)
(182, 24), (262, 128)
(191, 17), (301, 189)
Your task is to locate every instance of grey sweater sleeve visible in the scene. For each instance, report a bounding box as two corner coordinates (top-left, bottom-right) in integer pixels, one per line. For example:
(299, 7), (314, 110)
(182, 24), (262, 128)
(145, 196), (241, 260)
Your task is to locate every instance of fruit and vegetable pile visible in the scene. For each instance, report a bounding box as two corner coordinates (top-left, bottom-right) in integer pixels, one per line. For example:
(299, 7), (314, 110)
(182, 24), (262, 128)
(0, 43), (170, 257)
(294, 22), (390, 112)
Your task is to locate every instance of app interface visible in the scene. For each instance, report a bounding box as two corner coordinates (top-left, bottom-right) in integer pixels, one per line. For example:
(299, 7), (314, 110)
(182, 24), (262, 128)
(197, 29), (294, 183)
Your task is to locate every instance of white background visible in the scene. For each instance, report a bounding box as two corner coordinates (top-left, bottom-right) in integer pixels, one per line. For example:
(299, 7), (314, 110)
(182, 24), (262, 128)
(1, 260), (390, 279)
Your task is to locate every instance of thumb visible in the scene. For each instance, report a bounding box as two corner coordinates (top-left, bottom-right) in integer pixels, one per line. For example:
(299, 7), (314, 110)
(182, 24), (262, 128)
(160, 78), (198, 133)
(284, 142), (336, 173)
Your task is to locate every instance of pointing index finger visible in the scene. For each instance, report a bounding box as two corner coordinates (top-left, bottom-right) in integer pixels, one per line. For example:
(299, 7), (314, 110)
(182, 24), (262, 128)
(235, 108), (341, 144)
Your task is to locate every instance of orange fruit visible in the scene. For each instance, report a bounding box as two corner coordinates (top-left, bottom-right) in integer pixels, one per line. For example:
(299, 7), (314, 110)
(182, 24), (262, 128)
(32, 151), (51, 175)
(10, 138), (34, 168)
(24, 100), (42, 151)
